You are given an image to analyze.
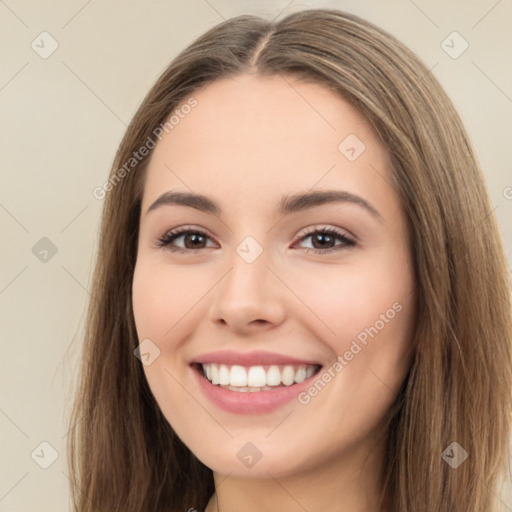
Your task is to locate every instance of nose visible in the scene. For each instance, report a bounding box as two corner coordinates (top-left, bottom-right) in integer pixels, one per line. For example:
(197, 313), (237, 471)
(207, 245), (287, 334)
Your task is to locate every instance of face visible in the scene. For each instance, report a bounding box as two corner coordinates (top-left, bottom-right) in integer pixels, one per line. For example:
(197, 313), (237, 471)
(132, 73), (417, 480)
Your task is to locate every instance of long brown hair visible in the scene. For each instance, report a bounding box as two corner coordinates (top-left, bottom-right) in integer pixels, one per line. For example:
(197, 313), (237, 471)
(67, 8), (512, 511)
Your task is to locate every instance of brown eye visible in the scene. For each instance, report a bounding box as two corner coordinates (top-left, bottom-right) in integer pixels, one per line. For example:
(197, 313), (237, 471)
(155, 228), (216, 253)
(294, 227), (355, 254)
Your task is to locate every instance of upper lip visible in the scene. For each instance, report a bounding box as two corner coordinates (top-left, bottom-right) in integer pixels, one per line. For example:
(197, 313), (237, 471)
(192, 350), (321, 367)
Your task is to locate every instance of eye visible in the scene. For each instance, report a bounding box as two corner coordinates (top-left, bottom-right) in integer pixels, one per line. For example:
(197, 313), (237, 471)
(293, 226), (355, 254)
(154, 225), (356, 254)
(155, 226), (216, 253)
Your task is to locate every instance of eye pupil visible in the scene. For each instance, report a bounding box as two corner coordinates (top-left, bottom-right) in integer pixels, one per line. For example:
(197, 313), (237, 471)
(185, 233), (206, 248)
(313, 233), (334, 248)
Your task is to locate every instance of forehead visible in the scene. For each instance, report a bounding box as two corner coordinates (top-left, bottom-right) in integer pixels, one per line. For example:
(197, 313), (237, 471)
(141, 73), (393, 213)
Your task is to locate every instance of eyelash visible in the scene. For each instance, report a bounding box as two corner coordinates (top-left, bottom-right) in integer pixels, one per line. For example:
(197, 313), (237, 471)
(154, 225), (356, 255)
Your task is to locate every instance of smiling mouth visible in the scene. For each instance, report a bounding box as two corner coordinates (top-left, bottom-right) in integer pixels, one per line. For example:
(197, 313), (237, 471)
(192, 362), (322, 392)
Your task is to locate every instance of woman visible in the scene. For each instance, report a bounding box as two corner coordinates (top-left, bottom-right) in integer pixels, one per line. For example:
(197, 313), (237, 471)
(68, 8), (512, 512)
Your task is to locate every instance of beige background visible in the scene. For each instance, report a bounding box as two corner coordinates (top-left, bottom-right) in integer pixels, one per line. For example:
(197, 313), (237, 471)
(0, 0), (511, 510)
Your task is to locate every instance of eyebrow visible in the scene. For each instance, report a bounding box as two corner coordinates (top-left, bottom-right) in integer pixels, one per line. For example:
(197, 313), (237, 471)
(146, 190), (384, 222)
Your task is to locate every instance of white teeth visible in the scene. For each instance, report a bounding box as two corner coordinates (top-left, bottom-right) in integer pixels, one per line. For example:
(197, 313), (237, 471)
(230, 365), (247, 386)
(211, 364), (220, 385)
(294, 366), (307, 383)
(248, 366), (267, 387)
(219, 365), (230, 385)
(266, 365), (281, 386)
(281, 365), (295, 386)
(200, 363), (319, 390)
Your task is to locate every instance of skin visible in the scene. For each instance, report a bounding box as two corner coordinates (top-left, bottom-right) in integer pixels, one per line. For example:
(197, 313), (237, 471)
(132, 73), (417, 512)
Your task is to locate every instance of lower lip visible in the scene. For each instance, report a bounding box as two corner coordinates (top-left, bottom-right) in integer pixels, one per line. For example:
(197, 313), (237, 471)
(191, 365), (321, 415)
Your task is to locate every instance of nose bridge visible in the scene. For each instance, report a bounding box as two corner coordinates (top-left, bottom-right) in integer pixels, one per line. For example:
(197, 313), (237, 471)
(208, 233), (286, 329)
(224, 235), (272, 304)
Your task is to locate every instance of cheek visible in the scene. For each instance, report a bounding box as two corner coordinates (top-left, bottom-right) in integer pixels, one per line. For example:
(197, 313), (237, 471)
(294, 248), (416, 412)
(132, 261), (206, 429)
(288, 260), (415, 439)
(132, 261), (209, 340)
(293, 254), (413, 347)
